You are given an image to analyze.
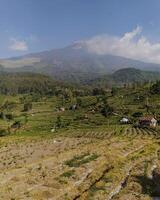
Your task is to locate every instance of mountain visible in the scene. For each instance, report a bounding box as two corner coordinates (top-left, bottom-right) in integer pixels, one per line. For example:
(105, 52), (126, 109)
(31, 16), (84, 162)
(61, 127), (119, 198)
(1, 42), (160, 83)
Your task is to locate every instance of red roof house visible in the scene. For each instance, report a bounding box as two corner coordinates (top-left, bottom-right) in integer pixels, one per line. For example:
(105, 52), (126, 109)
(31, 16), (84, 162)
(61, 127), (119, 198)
(139, 116), (157, 128)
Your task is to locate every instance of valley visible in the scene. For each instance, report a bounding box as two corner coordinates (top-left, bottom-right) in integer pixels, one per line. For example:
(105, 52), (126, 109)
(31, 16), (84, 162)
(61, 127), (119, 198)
(1, 1), (160, 199)
(0, 81), (159, 199)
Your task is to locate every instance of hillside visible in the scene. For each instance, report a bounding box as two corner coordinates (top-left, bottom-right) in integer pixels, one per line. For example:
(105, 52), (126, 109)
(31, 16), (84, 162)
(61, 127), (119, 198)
(0, 80), (159, 199)
(0, 68), (159, 95)
(86, 68), (160, 87)
(112, 68), (160, 83)
(0, 72), (59, 95)
(1, 43), (160, 83)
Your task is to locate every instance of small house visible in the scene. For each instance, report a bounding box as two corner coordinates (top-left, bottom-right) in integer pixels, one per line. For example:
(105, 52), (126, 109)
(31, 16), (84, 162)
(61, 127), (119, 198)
(139, 116), (157, 128)
(69, 104), (77, 111)
(120, 117), (129, 124)
(59, 107), (65, 112)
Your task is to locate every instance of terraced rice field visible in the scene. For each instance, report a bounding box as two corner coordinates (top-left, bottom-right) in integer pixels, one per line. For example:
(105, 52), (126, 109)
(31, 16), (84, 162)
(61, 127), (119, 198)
(0, 127), (159, 200)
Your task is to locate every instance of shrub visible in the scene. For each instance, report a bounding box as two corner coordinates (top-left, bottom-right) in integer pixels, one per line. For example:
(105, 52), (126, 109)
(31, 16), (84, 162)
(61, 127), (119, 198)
(0, 112), (6, 120)
(55, 116), (63, 128)
(150, 81), (160, 94)
(101, 104), (114, 117)
(132, 112), (143, 118)
(60, 170), (75, 178)
(92, 88), (106, 96)
(64, 153), (98, 167)
(5, 113), (13, 120)
(11, 121), (21, 129)
(23, 102), (32, 112)
(0, 129), (9, 137)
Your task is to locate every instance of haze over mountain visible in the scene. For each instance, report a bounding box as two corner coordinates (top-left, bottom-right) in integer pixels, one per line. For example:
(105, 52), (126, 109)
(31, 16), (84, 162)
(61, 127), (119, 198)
(0, 41), (160, 84)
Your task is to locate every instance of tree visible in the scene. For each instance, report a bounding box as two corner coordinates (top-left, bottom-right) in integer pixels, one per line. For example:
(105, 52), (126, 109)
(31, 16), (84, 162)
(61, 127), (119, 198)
(101, 95), (108, 104)
(101, 104), (114, 117)
(24, 114), (28, 124)
(63, 88), (73, 103)
(55, 116), (63, 128)
(150, 81), (160, 94)
(76, 97), (82, 107)
(92, 88), (105, 96)
(111, 87), (118, 96)
(132, 112), (143, 118)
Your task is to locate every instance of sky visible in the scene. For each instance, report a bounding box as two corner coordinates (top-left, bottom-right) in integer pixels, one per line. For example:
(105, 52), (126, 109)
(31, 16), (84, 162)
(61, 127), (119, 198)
(1, 0), (160, 62)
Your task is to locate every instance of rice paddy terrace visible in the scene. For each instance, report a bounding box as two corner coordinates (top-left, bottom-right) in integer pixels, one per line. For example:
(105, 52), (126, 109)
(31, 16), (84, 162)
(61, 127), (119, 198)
(0, 127), (159, 200)
(0, 95), (159, 200)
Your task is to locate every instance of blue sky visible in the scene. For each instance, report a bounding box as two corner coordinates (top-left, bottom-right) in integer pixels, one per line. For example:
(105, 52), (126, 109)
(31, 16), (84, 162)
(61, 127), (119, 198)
(1, 0), (160, 58)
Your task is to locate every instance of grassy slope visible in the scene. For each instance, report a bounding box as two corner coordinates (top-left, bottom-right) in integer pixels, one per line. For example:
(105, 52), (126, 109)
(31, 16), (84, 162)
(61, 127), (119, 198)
(0, 86), (159, 199)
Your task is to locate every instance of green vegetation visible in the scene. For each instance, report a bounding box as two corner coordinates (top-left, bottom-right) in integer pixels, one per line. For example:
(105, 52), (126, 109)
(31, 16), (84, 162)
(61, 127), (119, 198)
(112, 68), (160, 84)
(23, 102), (32, 112)
(150, 80), (160, 94)
(0, 72), (60, 95)
(0, 74), (158, 138)
(64, 153), (99, 167)
(86, 68), (160, 87)
(0, 70), (159, 200)
(60, 170), (75, 178)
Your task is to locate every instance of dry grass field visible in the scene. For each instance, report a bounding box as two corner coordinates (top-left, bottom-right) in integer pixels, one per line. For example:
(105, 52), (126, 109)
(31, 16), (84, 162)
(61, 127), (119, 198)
(0, 128), (158, 200)
(0, 94), (159, 200)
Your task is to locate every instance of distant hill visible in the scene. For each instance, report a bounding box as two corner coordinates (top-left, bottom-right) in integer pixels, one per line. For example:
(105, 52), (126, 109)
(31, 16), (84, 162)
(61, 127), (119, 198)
(0, 72), (59, 95)
(1, 42), (160, 84)
(0, 68), (159, 95)
(86, 68), (160, 87)
(112, 68), (160, 83)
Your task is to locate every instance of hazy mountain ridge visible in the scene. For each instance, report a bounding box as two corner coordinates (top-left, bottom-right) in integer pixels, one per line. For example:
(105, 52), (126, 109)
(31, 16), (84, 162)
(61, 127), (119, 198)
(1, 43), (160, 83)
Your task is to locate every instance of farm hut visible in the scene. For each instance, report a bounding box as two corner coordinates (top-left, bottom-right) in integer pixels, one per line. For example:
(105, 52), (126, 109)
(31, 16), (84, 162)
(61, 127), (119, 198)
(69, 104), (77, 110)
(91, 109), (95, 113)
(59, 107), (65, 112)
(139, 116), (157, 128)
(120, 117), (129, 124)
(51, 128), (55, 133)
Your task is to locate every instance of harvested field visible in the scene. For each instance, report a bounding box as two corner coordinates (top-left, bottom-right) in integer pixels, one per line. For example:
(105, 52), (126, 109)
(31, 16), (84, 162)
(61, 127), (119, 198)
(0, 130), (158, 200)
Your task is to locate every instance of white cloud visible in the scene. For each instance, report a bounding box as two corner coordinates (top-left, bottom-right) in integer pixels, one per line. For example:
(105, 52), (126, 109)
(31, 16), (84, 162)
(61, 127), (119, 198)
(9, 38), (28, 51)
(79, 26), (160, 64)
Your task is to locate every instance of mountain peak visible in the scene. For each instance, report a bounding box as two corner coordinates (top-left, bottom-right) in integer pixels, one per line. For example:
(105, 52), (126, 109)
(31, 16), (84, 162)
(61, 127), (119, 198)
(70, 41), (86, 50)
